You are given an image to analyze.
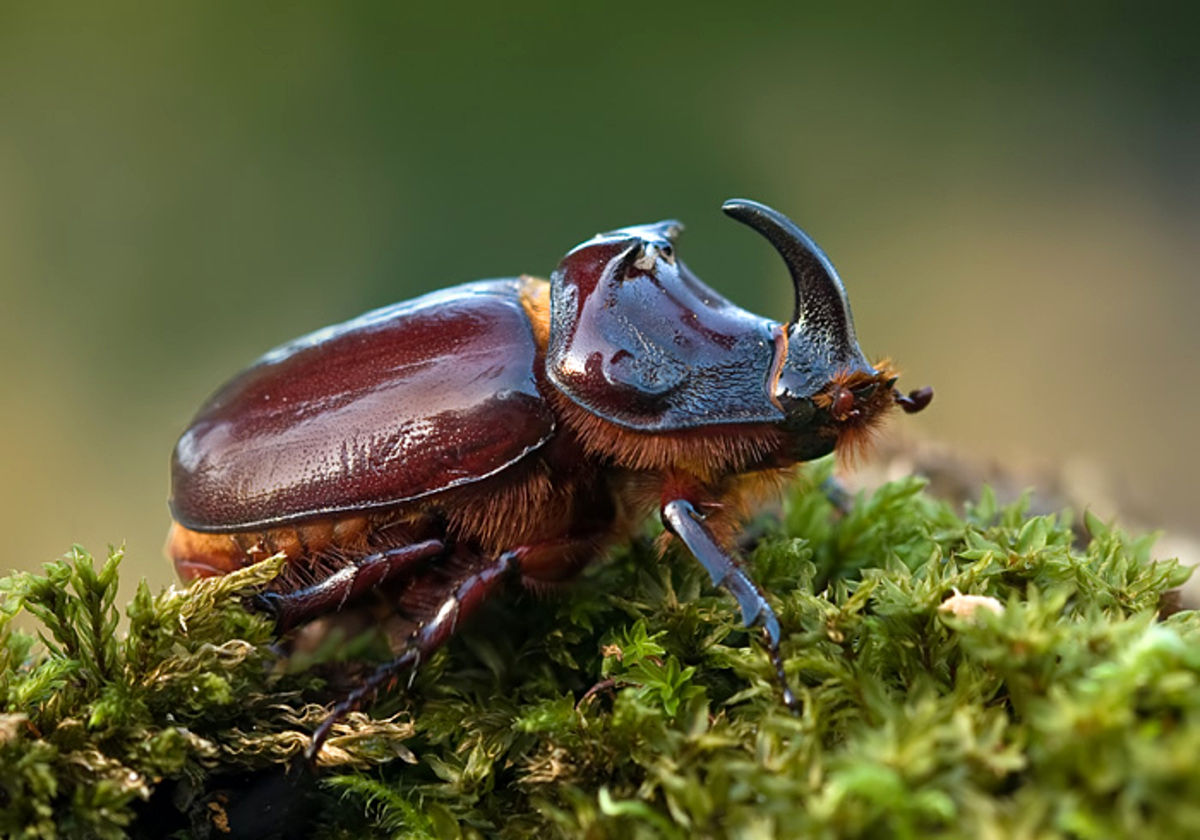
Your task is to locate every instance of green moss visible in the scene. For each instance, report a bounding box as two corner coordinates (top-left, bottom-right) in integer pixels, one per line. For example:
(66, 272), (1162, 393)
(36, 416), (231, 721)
(2, 464), (1197, 838)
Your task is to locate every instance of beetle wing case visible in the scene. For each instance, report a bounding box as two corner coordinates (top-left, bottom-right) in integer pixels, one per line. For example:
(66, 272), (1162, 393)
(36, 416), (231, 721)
(170, 278), (555, 532)
(546, 223), (786, 431)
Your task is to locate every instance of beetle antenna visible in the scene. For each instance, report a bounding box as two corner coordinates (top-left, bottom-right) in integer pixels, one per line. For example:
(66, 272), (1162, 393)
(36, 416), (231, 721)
(894, 385), (934, 414)
(721, 198), (861, 363)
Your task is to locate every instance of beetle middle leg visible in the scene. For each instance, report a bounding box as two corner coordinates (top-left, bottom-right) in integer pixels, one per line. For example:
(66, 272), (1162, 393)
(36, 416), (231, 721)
(661, 498), (798, 711)
(307, 546), (525, 759)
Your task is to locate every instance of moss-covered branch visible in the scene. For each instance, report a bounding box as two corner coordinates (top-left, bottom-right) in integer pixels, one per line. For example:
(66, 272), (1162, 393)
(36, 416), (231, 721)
(2, 464), (1197, 838)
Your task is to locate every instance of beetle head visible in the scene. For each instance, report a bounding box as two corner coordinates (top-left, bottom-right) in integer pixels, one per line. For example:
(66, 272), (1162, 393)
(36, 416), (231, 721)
(723, 198), (931, 459)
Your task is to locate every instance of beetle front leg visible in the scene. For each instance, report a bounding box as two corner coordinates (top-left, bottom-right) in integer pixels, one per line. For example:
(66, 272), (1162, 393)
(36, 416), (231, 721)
(820, 475), (855, 516)
(307, 547), (522, 760)
(661, 499), (798, 711)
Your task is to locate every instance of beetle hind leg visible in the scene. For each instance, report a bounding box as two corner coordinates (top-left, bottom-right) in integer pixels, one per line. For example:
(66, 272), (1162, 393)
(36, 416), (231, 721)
(257, 539), (446, 632)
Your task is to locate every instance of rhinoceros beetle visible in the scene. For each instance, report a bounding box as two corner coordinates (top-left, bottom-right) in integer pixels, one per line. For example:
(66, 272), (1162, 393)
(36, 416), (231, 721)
(167, 198), (932, 757)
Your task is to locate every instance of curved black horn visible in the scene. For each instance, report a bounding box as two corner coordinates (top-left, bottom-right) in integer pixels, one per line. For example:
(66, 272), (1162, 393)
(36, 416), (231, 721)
(722, 198), (861, 362)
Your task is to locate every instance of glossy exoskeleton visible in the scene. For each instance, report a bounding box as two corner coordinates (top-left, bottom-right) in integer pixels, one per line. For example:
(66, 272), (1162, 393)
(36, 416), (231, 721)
(167, 199), (932, 757)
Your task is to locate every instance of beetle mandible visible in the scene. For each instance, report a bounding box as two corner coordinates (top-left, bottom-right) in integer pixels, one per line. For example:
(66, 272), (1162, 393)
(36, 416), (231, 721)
(167, 198), (932, 756)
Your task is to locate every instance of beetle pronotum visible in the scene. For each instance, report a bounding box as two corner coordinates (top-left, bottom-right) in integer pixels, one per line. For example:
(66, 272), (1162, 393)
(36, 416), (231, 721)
(167, 199), (931, 756)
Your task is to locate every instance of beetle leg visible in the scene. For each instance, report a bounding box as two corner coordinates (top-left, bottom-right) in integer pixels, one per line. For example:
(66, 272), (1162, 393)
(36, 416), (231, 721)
(661, 499), (798, 712)
(820, 474), (855, 516)
(306, 547), (522, 760)
(256, 539), (445, 632)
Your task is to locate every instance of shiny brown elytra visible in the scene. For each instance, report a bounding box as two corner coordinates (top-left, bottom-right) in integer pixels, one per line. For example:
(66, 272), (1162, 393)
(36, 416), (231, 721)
(167, 198), (932, 757)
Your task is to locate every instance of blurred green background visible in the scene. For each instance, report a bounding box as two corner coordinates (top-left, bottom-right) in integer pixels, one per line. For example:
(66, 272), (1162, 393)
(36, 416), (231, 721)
(1, 2), (1196, 603)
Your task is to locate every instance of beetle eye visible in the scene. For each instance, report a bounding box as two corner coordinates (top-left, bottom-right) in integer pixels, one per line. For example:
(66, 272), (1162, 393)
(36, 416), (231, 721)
(831, 387), (856, 420)
(660, 244), (673, 259)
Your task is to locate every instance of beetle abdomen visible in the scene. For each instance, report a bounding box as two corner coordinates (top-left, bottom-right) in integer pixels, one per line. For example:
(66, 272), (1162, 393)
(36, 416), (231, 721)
(170, 278), (556, 532)
(167, 513), (374, 580)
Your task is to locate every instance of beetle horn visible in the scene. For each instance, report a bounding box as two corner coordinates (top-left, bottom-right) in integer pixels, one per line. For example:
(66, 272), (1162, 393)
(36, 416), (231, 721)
(722, 198), (862, 364)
